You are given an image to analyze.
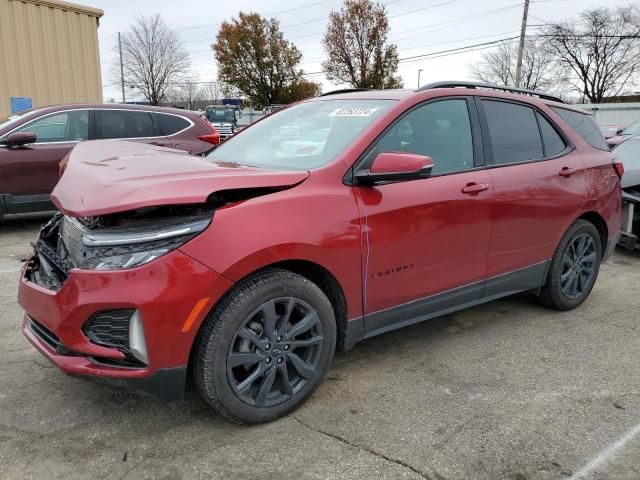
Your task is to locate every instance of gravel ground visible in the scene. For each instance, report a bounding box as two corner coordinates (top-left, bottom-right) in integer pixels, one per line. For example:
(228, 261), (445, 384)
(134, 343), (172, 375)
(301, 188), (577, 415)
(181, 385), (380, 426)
(1, 213), (639, 480)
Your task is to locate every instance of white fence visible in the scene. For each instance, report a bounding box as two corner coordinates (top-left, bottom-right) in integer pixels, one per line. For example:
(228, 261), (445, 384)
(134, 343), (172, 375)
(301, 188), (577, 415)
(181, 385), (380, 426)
(577, 103), (640, 126)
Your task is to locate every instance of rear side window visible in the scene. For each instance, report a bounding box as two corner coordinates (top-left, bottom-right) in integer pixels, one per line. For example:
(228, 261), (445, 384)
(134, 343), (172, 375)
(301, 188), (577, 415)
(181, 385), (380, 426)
(550, 107), (609, 151)
(537, 113), (567, 157)
(482, 100), (543, 164)
(98, 110), (155, 139)
(155, 113), (190, 136)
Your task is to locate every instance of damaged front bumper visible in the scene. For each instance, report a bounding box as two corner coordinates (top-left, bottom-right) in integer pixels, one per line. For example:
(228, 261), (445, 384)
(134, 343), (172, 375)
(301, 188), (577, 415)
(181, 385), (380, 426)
(18, 215), (233, 400)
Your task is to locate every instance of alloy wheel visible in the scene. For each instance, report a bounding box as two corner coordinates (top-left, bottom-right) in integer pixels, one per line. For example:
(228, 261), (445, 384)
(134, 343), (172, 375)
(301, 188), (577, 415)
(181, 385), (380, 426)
(560, 233), (597, 300)
(226, 297), (324, 407)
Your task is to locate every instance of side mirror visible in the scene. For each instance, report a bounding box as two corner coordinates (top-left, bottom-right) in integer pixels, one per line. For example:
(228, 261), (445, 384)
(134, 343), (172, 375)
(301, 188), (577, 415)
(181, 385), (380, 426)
(3, 131), (37, 147)
(355, 152), (434, 185)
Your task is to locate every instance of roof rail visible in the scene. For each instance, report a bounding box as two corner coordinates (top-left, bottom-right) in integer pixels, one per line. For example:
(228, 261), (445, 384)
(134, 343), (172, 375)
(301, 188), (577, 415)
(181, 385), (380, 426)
(320, 88), (371, 96)
(417, 81), (565, 104)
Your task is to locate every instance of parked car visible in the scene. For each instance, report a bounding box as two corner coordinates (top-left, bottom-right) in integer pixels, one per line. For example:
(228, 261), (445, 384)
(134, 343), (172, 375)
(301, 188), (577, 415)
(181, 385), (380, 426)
(19, 82), (621, 424)
(601, 125), (625, 139)
(606, 120), (640, 148)
(613, 135), (640, 250)
(0, 104), (220, 218)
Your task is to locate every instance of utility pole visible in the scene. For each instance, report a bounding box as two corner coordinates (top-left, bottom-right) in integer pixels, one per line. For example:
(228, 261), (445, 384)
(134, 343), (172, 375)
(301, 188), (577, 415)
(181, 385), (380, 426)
(118, 32), (126, 103)
(514, 0), (530, 88)
(417, 69), (423, 88)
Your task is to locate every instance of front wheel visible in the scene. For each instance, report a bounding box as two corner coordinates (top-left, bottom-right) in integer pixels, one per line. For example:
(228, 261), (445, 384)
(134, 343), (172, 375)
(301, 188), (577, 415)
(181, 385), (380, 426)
(194, 270), (336, 424)
(539, 219), (602, 311)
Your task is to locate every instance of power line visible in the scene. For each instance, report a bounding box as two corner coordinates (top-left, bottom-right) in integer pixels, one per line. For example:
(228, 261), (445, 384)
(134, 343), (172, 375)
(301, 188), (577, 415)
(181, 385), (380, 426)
(389, 0), (462, 18)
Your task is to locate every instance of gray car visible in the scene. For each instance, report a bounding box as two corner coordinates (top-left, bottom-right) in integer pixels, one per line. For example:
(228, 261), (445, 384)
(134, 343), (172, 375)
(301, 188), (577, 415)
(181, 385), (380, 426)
(615, 135), (640, 250)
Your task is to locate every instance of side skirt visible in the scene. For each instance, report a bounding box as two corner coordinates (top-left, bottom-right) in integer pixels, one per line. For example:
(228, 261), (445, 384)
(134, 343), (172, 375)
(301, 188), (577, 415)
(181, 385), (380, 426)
(344, 260), (550, 349)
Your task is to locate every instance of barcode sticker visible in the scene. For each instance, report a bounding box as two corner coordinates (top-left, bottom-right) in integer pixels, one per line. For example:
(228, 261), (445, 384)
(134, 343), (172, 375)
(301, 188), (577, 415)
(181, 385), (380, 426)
(329, 107), (378, 117)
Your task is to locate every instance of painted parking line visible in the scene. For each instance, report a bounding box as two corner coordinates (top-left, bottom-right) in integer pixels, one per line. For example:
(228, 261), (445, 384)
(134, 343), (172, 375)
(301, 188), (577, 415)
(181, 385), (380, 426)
(568, 420), (640, 479)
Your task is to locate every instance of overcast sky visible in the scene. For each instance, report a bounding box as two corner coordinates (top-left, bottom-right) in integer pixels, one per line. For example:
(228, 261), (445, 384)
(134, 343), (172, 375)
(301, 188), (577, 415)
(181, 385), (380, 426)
(82, 0), (633, 102)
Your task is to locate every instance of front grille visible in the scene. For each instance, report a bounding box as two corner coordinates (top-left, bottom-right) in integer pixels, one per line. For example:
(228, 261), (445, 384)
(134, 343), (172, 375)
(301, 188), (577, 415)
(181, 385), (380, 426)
(83, 310), (134, 353)
(59, 216), (85, 266)
(29, 317), (75, 355)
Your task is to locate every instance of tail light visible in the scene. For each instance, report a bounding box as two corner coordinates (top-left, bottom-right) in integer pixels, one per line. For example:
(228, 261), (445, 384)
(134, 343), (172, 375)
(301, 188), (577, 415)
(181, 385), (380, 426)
(612, 158), (624, 179)
(198, 118), (221, 145)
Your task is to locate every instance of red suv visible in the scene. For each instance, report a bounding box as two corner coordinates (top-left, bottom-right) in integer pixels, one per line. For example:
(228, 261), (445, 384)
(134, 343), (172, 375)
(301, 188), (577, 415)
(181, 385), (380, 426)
(0, 104), (220, 218)
(18, 82), (621, 423)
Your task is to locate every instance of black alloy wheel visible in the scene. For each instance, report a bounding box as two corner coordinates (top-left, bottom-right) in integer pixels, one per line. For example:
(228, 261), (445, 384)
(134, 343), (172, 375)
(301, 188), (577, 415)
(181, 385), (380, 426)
(227, 297), (324, 408)
(560, 233), (597, 300)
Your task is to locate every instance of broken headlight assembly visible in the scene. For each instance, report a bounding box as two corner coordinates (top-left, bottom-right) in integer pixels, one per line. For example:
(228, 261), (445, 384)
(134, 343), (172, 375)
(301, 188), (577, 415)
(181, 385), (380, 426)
(60, 211), (212, 271)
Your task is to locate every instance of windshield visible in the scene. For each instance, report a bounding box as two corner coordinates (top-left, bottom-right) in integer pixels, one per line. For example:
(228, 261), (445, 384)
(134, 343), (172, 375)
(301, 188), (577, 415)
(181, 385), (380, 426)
(207, 99), (394, 170)
(0, 109), (37, 131)
(621, 121), (640, 136)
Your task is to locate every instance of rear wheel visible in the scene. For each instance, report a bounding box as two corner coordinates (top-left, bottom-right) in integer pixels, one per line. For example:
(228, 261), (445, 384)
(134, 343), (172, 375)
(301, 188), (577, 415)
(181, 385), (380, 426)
(539, 219), (602, 310)
(194, 269), (336, 424)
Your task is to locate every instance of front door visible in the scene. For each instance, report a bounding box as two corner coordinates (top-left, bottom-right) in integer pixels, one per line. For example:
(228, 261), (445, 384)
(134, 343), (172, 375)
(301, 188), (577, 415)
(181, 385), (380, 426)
(0, 109), (90, 212)
(353, 98), (493, 336)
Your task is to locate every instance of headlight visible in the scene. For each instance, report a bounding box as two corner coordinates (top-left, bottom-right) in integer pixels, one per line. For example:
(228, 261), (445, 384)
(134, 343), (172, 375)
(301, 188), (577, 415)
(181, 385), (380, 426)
(60, 215), (211, 270)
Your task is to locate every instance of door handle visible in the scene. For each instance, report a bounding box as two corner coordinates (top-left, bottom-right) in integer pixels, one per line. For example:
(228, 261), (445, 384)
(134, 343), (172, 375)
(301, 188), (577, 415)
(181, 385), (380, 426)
(461, 183), (489, 194)
(559, 167), (577, 177)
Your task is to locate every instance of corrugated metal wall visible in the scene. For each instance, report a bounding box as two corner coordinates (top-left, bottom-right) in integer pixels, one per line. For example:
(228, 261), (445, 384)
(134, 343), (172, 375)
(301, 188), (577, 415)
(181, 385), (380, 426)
(0, 0), (103, 118)
(577, 103), (640, 126)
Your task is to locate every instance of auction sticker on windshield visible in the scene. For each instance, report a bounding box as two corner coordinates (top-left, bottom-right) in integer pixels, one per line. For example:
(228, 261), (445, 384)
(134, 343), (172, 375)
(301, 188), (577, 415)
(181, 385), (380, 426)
(329, 107), (378, 117)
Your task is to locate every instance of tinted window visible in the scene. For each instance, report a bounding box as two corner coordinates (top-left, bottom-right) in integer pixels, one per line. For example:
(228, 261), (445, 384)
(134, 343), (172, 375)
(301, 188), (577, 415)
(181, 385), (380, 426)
(14, 110), (89, 143)
(551, 107), (609, 151)
(155, 113), (190, 135)
(376, 99), (474, 175)
(483, 100), (543, 164)
(99, 110), (155, 139)
(537, 113), (566, 157)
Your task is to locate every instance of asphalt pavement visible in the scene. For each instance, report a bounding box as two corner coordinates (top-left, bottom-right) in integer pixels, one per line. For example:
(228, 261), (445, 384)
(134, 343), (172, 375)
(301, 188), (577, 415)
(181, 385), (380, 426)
(1, 213), (639, 480)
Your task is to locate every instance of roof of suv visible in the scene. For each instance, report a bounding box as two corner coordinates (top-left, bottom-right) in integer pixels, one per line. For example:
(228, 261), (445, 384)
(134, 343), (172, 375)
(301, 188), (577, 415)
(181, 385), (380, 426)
(311, 83), (587, 114)
(12, 103), (199, 119)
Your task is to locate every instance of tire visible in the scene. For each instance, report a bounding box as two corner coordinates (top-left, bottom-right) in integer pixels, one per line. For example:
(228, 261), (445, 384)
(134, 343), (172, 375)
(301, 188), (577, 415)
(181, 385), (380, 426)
(194, 269), (336, 424)
(539, 219), (602, 311)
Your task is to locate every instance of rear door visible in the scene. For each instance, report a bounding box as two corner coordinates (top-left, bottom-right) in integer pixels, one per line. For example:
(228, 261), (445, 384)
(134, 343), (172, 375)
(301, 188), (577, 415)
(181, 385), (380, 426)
(353, 97), (494, 334)
(477, 98), (586, 293)
(0, 109), (91, 204)
(95, 109), (164, 146)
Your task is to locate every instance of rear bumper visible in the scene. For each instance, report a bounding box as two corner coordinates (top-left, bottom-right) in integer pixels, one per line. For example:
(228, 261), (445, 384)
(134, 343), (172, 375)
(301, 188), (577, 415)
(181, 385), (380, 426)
(19, 248), (233, 401)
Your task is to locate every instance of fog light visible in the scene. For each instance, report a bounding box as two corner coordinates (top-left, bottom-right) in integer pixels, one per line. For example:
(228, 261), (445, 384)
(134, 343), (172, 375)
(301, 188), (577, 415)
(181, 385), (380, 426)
(129, 311), (149, 365)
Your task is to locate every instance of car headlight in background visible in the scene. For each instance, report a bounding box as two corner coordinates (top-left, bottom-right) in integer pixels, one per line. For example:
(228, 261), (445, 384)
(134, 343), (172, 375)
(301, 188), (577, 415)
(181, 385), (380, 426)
(60, 214), (211, 270)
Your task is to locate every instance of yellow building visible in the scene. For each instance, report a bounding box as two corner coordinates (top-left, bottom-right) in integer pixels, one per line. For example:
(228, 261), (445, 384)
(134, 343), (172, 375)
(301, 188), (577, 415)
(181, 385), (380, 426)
(0, 0), (104, 118)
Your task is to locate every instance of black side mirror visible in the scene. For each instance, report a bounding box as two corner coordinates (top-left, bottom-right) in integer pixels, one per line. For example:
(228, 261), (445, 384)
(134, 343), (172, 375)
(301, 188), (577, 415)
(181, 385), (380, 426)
(3, 131), (37, 147)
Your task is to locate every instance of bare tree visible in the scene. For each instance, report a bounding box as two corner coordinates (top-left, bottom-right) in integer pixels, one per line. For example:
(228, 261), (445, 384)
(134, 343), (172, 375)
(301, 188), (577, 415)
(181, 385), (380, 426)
(113, 14), (191, 105)
(166, 80), (205, 110)
(323, 0), (402, 88)
(200, 82), (223, 104)
(470, 39), (558, 91)
(544, 6), (640, 102)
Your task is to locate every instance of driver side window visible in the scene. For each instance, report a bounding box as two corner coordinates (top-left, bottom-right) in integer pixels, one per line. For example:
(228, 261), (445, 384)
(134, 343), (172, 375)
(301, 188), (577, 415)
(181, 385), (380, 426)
(15, 110), (89, 143)
(376, 99), (474, 175)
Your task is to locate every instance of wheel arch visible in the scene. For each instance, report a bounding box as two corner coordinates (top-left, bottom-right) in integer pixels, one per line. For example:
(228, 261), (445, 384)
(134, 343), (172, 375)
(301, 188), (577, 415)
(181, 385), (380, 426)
(576, 210), (608, 257)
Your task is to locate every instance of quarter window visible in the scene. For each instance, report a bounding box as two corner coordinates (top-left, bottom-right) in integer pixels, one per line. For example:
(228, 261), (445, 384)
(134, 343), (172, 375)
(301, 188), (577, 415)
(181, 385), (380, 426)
(537, 113), (567, 157)
(14, 110), (89, 143)
(482, 100), (543, 164)
(550, 107), (609, 151)
(155, 113), (190, 136)
(98, 110), (155, 139)
(376, 99), (474, 175)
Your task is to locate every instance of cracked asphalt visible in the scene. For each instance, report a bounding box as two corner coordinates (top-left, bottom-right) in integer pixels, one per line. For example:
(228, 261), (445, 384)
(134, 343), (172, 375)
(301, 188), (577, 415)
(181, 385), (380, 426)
(1, 213), (639, 480)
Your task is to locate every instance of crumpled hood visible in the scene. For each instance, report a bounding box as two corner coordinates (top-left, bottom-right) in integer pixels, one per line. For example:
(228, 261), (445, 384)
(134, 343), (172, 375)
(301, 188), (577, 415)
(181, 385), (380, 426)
(51, 140), (309, 217)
